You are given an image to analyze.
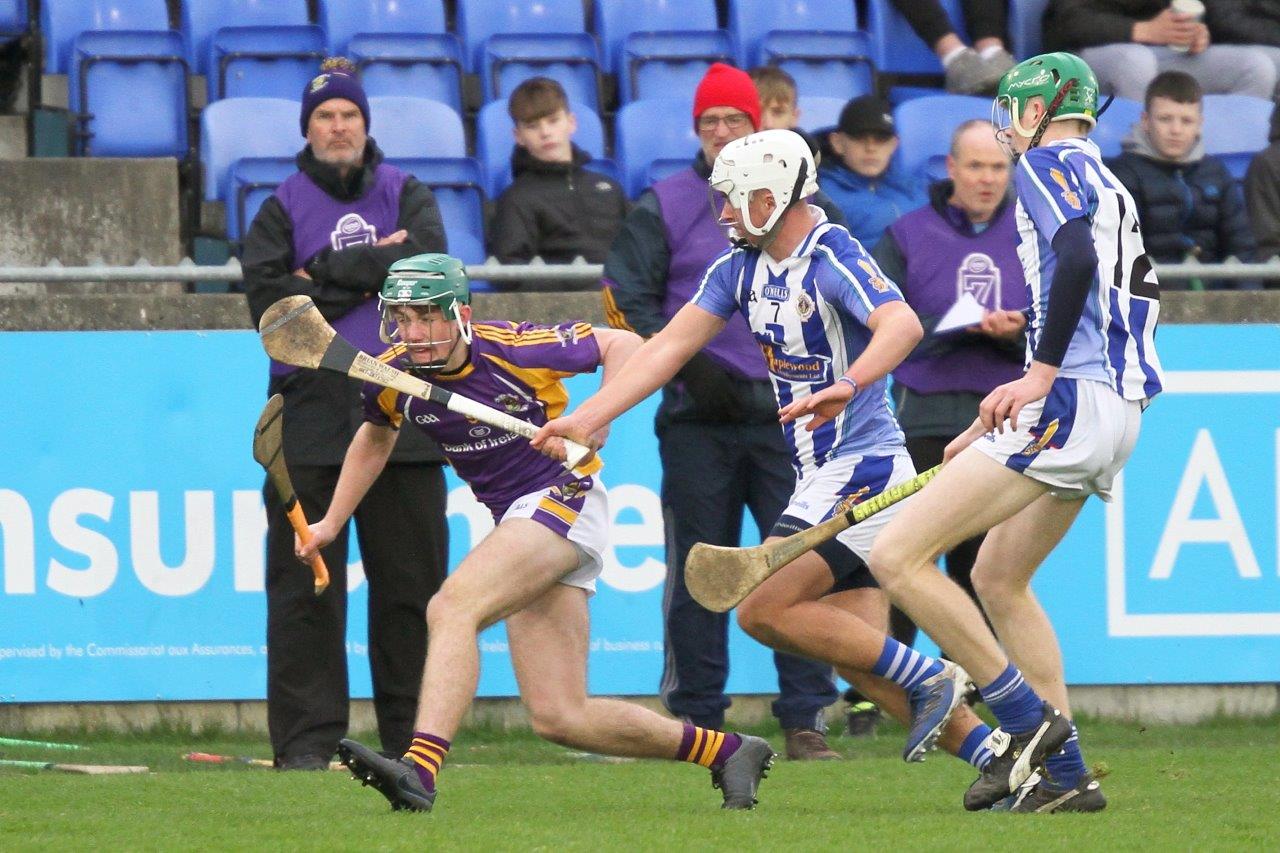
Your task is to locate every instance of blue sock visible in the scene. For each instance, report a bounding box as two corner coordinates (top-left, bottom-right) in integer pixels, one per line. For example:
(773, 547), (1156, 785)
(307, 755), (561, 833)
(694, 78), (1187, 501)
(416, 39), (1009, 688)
(978, 663), (1045, 734)
(871, 637), (945, 692)
(957, 723), (995, 770)
(1043, 722), (1086, 788)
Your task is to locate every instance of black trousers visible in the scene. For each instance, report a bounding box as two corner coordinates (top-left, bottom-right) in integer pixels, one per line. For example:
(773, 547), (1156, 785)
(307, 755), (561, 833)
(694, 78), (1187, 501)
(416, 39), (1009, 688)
(657, 420), (838, 731)
(265, 461), (448, 760)
(888, 0), (1009, 46)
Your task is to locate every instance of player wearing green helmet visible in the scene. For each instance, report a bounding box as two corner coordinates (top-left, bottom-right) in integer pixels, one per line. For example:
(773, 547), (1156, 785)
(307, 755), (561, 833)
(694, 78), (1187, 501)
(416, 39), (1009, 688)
(379, 253), (474, 373)
(992, 52), (1100, 155)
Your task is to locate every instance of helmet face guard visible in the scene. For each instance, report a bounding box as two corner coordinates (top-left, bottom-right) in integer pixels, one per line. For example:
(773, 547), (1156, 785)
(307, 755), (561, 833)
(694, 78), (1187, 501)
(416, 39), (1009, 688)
(709, 129), (819, 249)
(378, 253), (473, 374)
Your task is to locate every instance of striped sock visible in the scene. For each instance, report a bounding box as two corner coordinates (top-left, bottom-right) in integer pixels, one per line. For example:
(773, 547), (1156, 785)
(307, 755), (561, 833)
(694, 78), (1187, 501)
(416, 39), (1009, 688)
(870, 637), (945, 691)
(1042, 722), (1086, 789)
(978, 664), (1045, 734)
(957, 723), (996, 770)
(675, 724), (742, 770)
(404, 732), (450, 793)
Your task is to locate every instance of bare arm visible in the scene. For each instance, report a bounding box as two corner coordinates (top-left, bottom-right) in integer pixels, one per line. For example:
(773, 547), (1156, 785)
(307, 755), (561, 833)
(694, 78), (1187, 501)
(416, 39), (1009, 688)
(296, 421), (398, 561)
(533, 303), (727, 447)
(779, 300), (923, 430)
(593, 326), (645, 385)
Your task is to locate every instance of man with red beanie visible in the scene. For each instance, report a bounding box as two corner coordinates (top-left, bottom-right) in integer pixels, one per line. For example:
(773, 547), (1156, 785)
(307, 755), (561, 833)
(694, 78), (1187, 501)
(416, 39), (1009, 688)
(602, 63), (843, 760)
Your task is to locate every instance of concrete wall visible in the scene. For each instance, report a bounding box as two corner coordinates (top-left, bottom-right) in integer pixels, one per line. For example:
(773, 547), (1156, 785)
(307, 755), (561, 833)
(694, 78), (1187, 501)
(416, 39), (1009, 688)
(0, 159), (183, 296)
(0, 289), (1277, 730)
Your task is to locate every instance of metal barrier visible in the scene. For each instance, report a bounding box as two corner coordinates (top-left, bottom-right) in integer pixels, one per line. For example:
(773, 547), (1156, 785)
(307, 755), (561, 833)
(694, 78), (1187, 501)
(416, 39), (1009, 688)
(0, 256), (1277, 284)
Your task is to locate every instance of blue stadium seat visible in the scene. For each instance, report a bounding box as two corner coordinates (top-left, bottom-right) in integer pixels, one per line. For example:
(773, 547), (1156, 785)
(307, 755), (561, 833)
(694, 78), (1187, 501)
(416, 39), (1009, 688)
(181, 0), (310, 74)
(620, 31), (734, 103)
(727, 0), (858, 67)
(867, 0), (966, 75)
(367, 96), (465, 159)
(42, 0), (171, 73)
(593, 0), (720, 71)
(71, 29), (189, 157)
(458, 0), (601, 109)
(797, 95), (846, 133)
(1009, 0), (1049, 60)
(0, 1), (28, 41)
(227, 155), (296, 242)
(894, 94), (990, 182)
(761, 31), (875, 102)
(208, 25), (326, 102)
(1202, 95), (1273, 181)
(446, 229), (492, 291)
(349, 33), (464, 110)
(1091, 96), (1142, 160)
(389, 157), (486, 246)
(615, 97), (697, 197)
(476, 98), (607, 197)
(200, 97), (299, 207)
(318, 0), (446, 54)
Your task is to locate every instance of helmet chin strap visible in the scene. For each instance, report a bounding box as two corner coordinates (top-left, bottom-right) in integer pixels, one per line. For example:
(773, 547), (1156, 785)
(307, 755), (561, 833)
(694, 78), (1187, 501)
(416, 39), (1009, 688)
(1022, 77), (1078, 159)
(729, 159), (810, 252)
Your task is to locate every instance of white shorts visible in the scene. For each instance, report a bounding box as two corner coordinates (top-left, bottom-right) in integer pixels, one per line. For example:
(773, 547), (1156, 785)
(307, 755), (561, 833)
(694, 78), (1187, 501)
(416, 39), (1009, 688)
(499, 477), (608, 594)
(770, 449), (917, 586)
(972, 377), (1142, 501)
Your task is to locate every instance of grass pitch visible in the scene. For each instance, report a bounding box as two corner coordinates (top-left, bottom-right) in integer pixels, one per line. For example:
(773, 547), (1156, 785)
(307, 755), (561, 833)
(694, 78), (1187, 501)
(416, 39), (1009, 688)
(1, 715), (1277, 850)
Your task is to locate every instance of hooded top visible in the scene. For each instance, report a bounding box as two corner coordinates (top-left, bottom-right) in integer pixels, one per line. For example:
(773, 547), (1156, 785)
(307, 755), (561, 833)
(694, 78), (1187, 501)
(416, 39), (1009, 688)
(1108, 123), (1256, 274)
(1243, 101), (1280, 261)
(816, 147), (926, 249)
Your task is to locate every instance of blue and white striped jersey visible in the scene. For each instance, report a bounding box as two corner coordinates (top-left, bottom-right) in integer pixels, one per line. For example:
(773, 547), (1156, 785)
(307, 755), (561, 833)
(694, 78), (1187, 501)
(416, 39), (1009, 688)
(691, 209), (905, 478)
(1014, 137), (1164, 401)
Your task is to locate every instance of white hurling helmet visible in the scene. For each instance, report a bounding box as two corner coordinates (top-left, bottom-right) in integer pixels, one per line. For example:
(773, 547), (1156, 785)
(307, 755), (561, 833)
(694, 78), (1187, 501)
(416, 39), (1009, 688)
(709, 128), (818, 239)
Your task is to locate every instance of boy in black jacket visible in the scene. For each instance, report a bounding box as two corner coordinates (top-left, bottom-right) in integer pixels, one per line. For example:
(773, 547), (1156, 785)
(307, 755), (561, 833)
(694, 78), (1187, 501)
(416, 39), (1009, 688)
(490, 78), (627, 288)
(1109, 70), (1258, 289)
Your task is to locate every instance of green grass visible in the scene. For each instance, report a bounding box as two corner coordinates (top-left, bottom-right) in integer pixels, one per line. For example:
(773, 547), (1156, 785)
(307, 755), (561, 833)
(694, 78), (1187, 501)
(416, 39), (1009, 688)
(1, 716), (1278, 851)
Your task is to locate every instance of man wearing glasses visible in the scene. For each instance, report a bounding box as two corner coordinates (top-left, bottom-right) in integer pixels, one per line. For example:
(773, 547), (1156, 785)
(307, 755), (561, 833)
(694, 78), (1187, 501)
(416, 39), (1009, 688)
(601, 63), (843, 761)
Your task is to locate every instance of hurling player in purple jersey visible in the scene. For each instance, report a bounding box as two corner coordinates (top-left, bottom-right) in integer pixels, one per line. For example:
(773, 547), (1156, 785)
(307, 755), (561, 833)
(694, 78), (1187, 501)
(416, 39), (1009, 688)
(297, 254), (775, 814)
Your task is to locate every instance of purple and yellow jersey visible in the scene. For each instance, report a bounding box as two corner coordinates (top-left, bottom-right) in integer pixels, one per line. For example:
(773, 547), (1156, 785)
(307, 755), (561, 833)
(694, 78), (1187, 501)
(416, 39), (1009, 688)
(362, 320), (604, 517)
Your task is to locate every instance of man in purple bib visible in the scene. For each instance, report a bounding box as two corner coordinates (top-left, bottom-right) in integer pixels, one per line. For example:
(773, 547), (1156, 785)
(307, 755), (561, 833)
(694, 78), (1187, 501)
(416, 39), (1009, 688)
(242, 58), (449, 771)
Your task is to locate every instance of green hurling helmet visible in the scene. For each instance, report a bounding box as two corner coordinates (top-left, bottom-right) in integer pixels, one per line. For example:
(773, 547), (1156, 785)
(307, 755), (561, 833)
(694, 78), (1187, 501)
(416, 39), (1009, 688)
(994, 52), (1099, 141)
(380, 253), (471, 321)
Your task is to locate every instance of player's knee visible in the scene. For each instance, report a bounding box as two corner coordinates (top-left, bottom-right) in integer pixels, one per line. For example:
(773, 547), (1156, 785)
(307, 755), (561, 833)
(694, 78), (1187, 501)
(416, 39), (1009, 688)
(969, 563), (1020, 606)
(527, 703), (580, 746)
(866, 536), (913, 594)
(424, 587), (477, 632)
(735, 594), (782, 644)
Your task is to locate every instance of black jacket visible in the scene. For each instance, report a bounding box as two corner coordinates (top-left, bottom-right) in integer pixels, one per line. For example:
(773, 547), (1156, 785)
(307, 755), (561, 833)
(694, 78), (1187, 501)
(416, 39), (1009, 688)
(1207, 0), (1280, 46)
(1044, 0), (1166, 51)
(490, 143), (628, 270)
(1108, 127), (1257, 288)
(1245, 103), (1280, 261)
(243, 139), (448, 465)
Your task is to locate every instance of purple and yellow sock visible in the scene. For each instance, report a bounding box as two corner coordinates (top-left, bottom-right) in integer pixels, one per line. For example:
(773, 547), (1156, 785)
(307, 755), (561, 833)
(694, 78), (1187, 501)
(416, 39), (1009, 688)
(675, 724), (742, 770)
(404, 732), (450, 792)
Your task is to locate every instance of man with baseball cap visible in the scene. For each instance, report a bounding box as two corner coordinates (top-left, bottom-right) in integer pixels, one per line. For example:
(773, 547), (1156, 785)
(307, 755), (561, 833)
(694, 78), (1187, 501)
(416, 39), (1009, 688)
(242, 58), (450, 771)
(819, 95), (926, 247)
(602, 63), (843, 761)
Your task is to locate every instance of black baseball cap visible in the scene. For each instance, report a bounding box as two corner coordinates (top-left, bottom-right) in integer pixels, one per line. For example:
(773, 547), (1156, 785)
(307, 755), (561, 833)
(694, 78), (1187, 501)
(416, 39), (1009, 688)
(837, 95), (895, 137)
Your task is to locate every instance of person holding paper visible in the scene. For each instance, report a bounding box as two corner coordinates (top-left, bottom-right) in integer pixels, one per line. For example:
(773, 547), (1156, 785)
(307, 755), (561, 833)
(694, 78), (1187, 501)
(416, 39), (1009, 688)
(862, 118), (1028, 677)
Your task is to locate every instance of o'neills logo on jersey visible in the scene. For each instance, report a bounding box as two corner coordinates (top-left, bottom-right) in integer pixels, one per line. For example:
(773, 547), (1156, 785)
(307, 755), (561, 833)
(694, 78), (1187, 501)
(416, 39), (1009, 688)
(762, 282), (790, 301)
(755, 340), (832, 383)
(331, 212), (378, 250)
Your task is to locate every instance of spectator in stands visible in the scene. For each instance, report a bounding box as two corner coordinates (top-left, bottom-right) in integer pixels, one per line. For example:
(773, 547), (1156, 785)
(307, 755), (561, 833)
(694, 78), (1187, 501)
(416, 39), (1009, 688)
(603, 63), (843, 762)
(490, 77), (627, 286)
(1043, 0), (1276, 101)
(747, 66), (849, 227)
(242, 58), (450, 771)
(1110, 71), (1259, 289)
(1206, 0), (1280, 96)
(889, 0), (1016, 94)
(1245, 101), (1280, 265)
(841, 120), (1028, 736)
(818, 95), (926, 248)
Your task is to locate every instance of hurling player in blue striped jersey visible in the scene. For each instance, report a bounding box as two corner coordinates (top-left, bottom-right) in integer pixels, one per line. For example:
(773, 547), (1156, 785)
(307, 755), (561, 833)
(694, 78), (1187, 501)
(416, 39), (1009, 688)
(868, 53), (1164, 814)
(538, 128), (1001, 777)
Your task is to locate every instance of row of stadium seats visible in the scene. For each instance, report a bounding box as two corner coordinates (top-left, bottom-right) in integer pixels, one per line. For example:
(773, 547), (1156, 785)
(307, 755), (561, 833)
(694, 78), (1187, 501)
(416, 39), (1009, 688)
(202, 93), (1275, 256)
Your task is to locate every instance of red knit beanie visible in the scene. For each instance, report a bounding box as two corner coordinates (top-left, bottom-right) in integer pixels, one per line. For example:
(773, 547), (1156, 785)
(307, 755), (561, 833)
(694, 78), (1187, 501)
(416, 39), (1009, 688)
(693, 62), (760, 131)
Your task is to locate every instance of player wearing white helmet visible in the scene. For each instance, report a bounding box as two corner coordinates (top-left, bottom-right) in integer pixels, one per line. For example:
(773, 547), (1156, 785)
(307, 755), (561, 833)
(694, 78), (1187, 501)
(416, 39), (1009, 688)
(537, 128), (1000, 775)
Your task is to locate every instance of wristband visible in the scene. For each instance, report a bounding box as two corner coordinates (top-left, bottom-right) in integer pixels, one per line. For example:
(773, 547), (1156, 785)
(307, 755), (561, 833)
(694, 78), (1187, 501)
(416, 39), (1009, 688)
(836, 376), (859, 396)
